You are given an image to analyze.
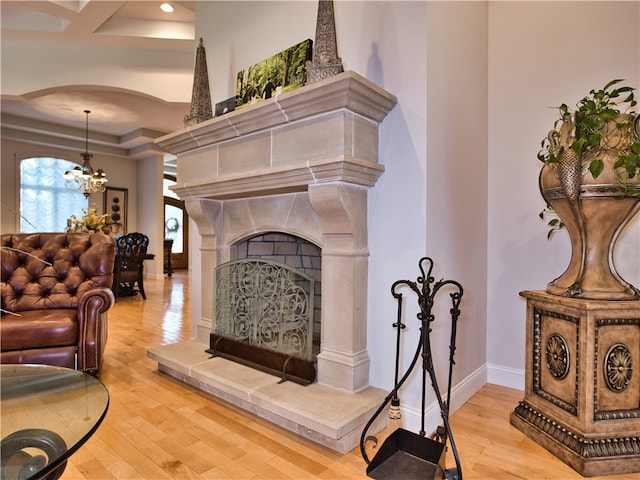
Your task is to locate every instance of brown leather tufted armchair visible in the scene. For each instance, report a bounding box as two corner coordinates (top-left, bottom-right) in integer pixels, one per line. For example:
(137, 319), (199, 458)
(1, 232), (116, 376)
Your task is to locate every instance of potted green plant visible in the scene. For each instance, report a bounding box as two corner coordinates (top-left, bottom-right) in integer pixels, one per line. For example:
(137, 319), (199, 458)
(67, 207), (113, 234)
(537, 79), (640, 300)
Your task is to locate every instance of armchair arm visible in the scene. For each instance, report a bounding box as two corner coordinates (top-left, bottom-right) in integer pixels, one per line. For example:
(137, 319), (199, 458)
(77, 287), (115, 375)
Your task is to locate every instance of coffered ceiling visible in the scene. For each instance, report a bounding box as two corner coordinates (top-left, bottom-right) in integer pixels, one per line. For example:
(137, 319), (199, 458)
(1, 1), (197, 163)
(1, 1), (196, 48)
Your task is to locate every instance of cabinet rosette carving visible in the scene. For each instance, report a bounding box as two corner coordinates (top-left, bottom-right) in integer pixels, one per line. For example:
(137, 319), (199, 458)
(546, 333), (570, 380)
(604, 343), (633, 392)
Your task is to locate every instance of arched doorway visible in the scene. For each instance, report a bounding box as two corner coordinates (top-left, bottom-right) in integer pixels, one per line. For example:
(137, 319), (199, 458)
(163, 175), (188, 271)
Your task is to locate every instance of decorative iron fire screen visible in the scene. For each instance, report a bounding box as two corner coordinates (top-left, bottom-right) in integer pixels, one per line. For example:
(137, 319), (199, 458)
(208, 259), (316, 384)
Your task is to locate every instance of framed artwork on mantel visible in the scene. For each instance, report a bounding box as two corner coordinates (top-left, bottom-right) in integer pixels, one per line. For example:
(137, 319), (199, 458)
(103, 187), (128, 235)
(235, 38), (312, 110)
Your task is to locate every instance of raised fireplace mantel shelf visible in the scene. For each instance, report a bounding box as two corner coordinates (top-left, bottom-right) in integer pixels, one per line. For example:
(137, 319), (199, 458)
(157, 70), (397, 154)
(155, 70), (397, 200)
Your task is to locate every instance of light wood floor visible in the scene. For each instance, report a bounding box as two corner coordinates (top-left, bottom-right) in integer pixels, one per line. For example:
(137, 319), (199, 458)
(62, 272), (638, 480)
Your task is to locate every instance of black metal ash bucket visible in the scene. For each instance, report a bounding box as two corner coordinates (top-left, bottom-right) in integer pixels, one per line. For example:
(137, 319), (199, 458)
(360, 257), (463, 480)
(366, 427), (446, 479)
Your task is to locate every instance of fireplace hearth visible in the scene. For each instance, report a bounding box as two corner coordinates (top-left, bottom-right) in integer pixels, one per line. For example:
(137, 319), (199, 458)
(149, 71), (397, 452)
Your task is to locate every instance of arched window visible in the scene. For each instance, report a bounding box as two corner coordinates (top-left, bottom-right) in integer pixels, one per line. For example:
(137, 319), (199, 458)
(20, 157), (88, 233)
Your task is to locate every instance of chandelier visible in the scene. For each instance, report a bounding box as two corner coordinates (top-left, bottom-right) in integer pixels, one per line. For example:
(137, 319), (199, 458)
(63, 110), (108, 197)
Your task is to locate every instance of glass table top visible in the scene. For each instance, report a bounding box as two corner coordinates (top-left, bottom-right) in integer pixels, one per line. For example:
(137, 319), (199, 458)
(0, 364), (109, 480)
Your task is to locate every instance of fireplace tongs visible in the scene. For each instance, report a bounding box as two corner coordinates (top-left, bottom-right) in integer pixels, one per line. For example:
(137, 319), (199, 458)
(359, 257), (463, 480)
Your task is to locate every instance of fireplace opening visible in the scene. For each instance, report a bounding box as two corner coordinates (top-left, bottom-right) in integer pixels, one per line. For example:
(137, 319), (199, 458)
(207, 232), (322, 385)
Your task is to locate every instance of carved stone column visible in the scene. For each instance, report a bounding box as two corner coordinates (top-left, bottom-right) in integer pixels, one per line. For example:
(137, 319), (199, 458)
(308, 182), (370, 392)
(183, 198), (223, 340)
(511, 290), (640, 476)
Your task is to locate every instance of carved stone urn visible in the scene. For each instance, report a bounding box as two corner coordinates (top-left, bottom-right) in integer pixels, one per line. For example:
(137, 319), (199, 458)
(514, 86), (640, 477)
(539, 114), (640, 301)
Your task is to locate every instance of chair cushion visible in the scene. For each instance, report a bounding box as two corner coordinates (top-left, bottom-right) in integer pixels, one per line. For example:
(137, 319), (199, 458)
(1, 347), (76, 369)
(118, 271), (140, 282)
(0, 309), (78, 351)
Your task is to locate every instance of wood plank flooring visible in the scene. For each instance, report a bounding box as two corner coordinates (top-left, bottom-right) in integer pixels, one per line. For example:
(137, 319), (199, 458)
(62, 272), (638, 479)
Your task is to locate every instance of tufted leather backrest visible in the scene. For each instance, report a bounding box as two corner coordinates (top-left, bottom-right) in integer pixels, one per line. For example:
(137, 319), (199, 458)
(1, 232), (116, 313)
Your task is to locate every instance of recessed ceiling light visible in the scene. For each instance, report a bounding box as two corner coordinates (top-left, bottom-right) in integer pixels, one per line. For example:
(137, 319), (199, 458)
(160, 3), (174, 13)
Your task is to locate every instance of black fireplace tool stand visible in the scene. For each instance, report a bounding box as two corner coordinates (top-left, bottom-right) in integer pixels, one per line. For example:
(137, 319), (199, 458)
(360, 257), (463, 480)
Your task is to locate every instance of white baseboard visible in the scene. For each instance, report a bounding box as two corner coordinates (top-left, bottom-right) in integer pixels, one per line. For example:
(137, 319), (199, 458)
(392, 363), (523, 434)
(487, 363), (524, 391)
(398, 364), (488, 435)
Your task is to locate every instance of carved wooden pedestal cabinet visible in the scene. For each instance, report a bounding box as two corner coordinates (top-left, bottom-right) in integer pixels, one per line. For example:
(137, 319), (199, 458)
(511, 291), (640, 477)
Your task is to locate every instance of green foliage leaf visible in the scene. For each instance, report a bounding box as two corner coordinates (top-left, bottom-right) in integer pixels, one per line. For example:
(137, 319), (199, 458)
(599, 108), (619, 121)
(586, 132), (601, 147)
(572, 137), (587, 153)
(539, 79), (640, 208)
(621, 154), (639, 178)
(603, 79), (623, 90)
(616, 86), (634, 95)
(623, 92), (636, 104)
(589, 159), (605, 178)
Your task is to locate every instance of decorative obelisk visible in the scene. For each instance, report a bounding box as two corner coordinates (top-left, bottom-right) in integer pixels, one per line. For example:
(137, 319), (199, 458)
(305, 0), (344, 84)
(184, 38), (213, 127)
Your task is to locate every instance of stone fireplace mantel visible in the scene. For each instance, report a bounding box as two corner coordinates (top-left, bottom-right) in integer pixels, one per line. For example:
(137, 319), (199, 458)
(157, 70), (396, 201)
(150, 71), (397, 453)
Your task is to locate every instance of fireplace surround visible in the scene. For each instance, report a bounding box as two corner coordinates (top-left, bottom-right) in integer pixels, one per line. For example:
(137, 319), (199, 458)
(149, 71), (397, 452)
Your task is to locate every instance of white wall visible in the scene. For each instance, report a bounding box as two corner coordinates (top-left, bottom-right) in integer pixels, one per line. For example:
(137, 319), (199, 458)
(137, 154), (166, 278)
(426, 0), (489, 407)
(198, 1), (316, 100)
(487, 1), (640, 388)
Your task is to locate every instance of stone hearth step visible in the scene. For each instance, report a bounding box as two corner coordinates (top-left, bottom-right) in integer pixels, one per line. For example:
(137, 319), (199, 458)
(147, 339), (387, 453)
